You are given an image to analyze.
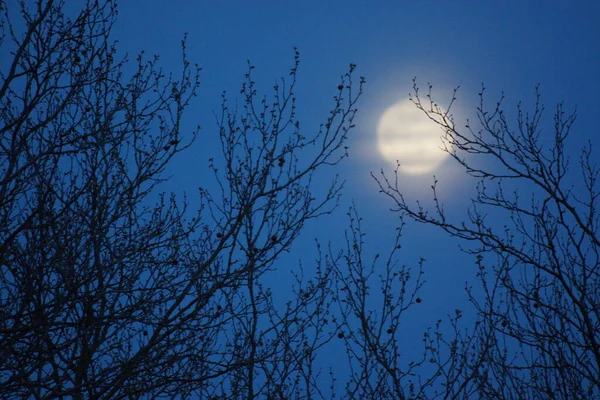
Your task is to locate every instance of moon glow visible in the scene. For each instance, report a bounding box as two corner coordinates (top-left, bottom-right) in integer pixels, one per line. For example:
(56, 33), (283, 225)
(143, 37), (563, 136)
(376, 100), (449, 175)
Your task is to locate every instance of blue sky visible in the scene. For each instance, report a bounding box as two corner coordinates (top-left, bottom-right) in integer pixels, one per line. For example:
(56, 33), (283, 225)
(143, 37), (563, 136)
(111, 0), (599, 382)
(112, 0), (600, 198)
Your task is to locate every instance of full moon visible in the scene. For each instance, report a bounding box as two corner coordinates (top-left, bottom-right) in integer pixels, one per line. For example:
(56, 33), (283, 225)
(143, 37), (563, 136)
(376, 100), (449, 175)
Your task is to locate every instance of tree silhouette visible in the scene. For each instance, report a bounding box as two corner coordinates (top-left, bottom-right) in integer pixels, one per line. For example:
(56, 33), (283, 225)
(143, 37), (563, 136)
(0, 1), (364, 398)
(4, 1), (595, 399)
(375, 79), (600, 399)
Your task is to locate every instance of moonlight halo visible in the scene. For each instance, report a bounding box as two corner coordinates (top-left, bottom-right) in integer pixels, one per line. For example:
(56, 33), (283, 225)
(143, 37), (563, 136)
(376, 100), (449, 175)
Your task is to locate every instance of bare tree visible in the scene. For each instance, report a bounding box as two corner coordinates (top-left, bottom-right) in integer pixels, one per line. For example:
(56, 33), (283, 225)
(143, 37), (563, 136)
(0, 1), (364, 398)
(375, 79), (600, 399)
(11, 1), (578, 399)
(332, 207), (431, 399)
(329, 205), (479, 400)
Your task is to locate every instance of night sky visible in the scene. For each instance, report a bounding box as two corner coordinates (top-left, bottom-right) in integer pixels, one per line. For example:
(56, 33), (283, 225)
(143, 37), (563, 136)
(109, 0), (600, 383)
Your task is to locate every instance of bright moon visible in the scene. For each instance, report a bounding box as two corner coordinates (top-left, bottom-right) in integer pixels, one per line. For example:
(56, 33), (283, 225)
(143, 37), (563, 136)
(376, 100), (449, 175)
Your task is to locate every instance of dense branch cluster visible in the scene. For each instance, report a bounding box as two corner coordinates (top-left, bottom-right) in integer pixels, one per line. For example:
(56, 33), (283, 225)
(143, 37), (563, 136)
(0, 1), (369, 398)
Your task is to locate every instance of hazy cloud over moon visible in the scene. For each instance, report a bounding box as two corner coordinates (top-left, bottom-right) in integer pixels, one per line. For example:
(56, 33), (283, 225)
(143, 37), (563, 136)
(376, 100), (449, 175)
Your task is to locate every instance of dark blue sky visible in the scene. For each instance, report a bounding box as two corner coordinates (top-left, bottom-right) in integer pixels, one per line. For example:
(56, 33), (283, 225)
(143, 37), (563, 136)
(111, 0), (600, 377)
